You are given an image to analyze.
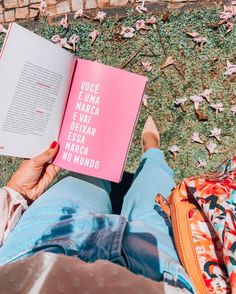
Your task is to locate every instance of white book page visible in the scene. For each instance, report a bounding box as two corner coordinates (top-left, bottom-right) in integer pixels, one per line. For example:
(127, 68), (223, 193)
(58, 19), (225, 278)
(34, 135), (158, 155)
(0, 23), (75, 158)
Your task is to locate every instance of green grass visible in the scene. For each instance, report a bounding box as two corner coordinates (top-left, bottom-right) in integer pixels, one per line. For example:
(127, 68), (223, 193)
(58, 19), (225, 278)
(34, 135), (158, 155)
(0, 7), (236, 186)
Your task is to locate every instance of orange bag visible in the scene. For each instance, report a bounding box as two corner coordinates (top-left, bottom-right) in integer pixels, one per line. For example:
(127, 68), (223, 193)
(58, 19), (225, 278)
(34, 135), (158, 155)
(156, 155), (236, 294)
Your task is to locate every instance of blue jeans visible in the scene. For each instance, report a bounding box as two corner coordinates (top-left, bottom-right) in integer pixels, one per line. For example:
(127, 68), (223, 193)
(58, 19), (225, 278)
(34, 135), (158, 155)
(0, 149), (194, 292)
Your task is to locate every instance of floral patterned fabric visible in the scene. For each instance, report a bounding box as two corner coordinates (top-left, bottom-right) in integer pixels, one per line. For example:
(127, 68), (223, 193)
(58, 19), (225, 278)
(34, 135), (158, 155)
(176, 155), (236, 293)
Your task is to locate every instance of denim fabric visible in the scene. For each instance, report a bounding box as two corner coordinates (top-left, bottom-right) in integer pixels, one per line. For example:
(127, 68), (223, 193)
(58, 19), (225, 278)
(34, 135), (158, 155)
(121, 149), (194, 292)
(0, 148), (194, 292)
(0, 175), (126, 266)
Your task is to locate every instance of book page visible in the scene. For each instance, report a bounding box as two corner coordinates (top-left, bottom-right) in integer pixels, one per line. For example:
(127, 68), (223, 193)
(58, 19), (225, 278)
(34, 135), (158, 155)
(0, 23), (75, 158)
(54, 59), (147, 182)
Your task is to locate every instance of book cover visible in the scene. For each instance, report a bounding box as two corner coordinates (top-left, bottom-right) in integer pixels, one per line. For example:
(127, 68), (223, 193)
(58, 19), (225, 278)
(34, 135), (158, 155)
(0, 23), (147, 183)
(54, 59), (147, 182)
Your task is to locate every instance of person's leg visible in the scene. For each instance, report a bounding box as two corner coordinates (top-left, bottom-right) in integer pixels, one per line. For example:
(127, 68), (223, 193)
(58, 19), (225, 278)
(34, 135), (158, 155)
(121, 118), (175, 232)
(121, 148), (194, 292)
(120, 118), (195, 292)
(121, 148), (175, 229)
(0, 174), (112, 264)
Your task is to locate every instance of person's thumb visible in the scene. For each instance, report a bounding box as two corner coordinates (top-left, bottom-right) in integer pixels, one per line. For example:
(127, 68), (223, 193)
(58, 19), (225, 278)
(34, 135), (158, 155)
(33, 141), (59, 165)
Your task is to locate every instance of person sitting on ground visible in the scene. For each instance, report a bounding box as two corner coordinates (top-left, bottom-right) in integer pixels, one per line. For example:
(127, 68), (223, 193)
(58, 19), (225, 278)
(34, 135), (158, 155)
(0, 116), (212, 293)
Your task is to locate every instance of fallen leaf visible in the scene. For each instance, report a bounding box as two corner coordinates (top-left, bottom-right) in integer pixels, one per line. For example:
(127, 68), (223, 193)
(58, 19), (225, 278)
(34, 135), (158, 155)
(186, 32), (199, 38)
(229, 75), (236, 82)
(212, 56), (219, 62)
(113, 34), (124, 43)
(160, 56), (175, 70)
(207, 20), (226, 28)
(7, 157), (13, 163)
(195, 109), (208, 121)
(179, 48), (186, 58)
(162, 10), (169, 22)
(186, 32), (207, 45)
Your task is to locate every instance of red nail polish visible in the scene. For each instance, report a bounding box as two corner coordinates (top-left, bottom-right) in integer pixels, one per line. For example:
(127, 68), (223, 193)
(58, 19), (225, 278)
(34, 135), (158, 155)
(50, 141), (57, 149)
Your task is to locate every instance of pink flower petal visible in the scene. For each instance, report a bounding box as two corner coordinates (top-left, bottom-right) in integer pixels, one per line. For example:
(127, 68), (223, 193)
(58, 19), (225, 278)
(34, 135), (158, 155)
(147, 16), (157, 25)
(89, 30), (100, 44)
(51, 34), (61, 44)
(60, 15), (69, 29)
(39, 0), (47, 14)
(191, 132), (203, 144)
(141, 61), (152, 72)
(120, 26), (135, 38)
(135, 4), (147, 14)
(169, 145), (180, 153)
(210, 127), (221, 142)
(190, 95), (204, 110)
(231, 105), (236, 115)
(205, 142), (218, 154)
(200, 89), (212, 103)
(210, 102), (224, 115)
(142, 94), (150, 107)
(94, 11), (106, 23)
(224, 60), (236, 76)
(197, 159), (207, 168)
(135, 19), (149, 31)
(174, 97), (188, 106)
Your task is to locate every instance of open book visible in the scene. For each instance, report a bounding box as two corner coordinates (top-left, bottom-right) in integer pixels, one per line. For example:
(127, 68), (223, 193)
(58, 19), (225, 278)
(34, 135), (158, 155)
(0, 23), (147, 182)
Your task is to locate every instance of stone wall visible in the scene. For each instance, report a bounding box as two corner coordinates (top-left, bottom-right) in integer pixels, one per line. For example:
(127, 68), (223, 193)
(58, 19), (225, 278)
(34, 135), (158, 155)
(0, 0), (161, 23)
(0, 0), (206, 23)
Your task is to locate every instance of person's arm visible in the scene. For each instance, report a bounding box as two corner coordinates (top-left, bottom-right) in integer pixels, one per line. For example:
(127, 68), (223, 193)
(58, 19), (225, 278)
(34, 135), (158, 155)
(0, 187), (28, 246)
(0, 141), (59, 246)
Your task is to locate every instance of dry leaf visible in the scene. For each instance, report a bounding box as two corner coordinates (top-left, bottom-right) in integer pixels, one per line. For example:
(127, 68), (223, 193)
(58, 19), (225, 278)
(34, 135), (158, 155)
(207, 20), (226, 28)
(7, 157), (13, 163)
(195, 109), (208, 121)
(160, 56), (175, 70)
(113, 34), (124, 43)
(186, 32), (199, 38)
(162, 10), (169, 22)
(212, 56), (219, 62)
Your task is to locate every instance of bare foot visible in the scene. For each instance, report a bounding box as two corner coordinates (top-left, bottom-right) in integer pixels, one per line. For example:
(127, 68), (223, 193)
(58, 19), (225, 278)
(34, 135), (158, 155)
(142, 132), (160, 152)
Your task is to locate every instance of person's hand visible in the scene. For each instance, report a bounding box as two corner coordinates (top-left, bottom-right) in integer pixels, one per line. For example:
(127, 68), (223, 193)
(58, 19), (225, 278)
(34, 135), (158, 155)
(6, 141), (60, 203)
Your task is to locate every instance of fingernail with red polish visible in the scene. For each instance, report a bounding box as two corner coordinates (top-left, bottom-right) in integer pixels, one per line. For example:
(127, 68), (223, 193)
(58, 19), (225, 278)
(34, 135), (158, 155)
(50, 141), (58, 149)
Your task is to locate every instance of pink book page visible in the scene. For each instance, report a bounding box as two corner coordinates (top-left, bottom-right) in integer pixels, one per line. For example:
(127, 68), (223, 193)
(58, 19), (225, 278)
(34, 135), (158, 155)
(54, 59), (147, 182)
